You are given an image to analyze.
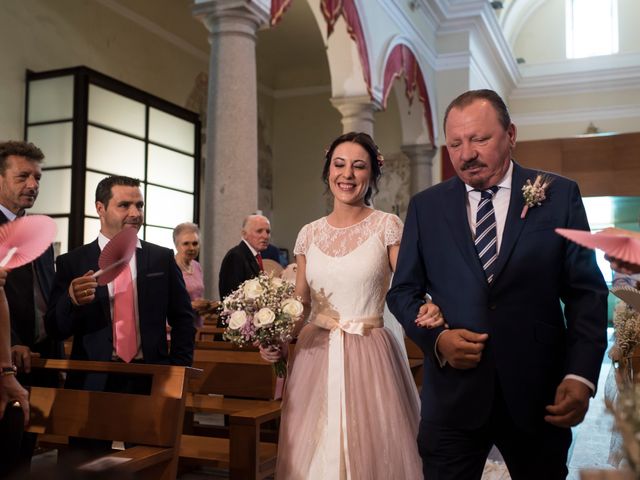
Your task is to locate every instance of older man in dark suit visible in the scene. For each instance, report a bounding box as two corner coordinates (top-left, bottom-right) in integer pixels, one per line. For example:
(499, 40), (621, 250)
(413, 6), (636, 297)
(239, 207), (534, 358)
(45, 175), (195, 395)
(0, 140), (59, 474)
(387, 89), (608, 480)
(218, 214), (271, 299)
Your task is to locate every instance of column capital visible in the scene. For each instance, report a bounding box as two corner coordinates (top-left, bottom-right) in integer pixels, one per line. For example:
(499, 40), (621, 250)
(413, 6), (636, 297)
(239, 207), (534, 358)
(193, 0), (269, 39)
(330, 95), (381, 136)
(401, 143), (436, 163)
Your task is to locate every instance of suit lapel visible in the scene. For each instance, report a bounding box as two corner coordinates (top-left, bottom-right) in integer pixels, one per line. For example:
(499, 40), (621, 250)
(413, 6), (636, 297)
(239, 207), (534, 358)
(240, 242), (260, 276)
(491, 162), (529, 285)
(443, 178), (488, 287)
(89, 240), (112, 323)
(135, 242), (147, 317)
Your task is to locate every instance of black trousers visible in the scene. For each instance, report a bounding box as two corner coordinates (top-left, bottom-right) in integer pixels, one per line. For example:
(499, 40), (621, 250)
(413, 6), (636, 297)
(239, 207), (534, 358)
(418, 381), (572, 480)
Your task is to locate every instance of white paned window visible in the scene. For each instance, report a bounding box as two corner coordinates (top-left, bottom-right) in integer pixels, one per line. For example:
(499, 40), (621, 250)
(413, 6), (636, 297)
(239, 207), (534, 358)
(145, 185), (194, 229)
(28, 76), (74, 123)
(566, 0), (618, 59)
(51, 217), (69, 256)
(87, 126), (145, 179)
(83, 217), (102, 245)
(89, 85), (146, 138)
(149, 108), (195, 154)
(144, 225), (175, 251)
(27, 123), (73, 167)
(147, 145), (194, 192)
(31, 168), (72, 215)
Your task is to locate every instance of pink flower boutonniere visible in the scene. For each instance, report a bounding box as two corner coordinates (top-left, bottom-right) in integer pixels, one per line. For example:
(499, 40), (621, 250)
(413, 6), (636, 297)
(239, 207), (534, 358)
(521, 174), (552, 219)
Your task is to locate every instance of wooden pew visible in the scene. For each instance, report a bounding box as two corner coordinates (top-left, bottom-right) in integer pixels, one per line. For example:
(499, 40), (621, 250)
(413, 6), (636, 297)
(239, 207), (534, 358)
(181, 344), (281, 480)
(26, 358), (198, 480)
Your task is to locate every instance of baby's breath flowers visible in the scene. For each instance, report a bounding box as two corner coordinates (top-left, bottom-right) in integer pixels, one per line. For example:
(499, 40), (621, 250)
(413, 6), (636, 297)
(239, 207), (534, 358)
(220, 272), (302, 377)
(521, 174), (552, 219)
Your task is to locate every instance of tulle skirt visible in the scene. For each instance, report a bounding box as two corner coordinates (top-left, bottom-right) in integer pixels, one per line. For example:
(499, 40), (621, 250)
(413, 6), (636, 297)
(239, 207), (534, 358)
(276, 323), (423, 479)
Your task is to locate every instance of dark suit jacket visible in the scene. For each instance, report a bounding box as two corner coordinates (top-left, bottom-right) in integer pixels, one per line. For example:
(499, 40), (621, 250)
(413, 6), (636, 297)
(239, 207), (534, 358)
(45, 238), (195, 391)
(218, 241), (261, 299)
(0, 210), (61, 361)
(387, 162), (608, 432)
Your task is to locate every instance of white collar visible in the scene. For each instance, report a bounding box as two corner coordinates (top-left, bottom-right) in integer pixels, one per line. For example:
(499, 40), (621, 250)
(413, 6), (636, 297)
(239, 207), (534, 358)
(242, 238), (258, 256)
(97, 231), (142, 251)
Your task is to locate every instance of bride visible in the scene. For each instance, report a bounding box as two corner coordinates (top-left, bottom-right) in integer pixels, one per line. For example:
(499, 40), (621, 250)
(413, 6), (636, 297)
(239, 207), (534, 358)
(260, 132), (445, 479)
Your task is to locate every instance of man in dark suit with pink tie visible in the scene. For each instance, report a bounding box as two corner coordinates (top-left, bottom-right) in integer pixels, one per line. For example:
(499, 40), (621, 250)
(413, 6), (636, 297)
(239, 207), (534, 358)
(387, 89), (608, 479)
(45, 175), (195, 394)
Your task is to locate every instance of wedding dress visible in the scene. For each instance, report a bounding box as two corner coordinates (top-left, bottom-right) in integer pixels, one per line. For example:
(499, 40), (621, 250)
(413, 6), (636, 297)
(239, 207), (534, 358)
(276, 209), (423, 479)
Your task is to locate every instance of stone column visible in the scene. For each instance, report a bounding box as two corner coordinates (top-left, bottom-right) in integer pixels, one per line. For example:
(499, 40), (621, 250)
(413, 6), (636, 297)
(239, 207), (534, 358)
(193, 1), (269, 299)
(401, 143), (436, 195)
(330, 95), (379, 136)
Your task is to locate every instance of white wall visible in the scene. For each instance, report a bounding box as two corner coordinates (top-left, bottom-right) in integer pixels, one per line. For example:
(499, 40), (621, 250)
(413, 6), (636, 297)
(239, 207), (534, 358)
(0, 0), (207, 140)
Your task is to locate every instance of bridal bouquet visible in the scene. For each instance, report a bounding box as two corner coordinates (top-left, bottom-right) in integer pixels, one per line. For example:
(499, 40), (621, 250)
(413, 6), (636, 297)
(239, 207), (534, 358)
(220, 272), (302, 377)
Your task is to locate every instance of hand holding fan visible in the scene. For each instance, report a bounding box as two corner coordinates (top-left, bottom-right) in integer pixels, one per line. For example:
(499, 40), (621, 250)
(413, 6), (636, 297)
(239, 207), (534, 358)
(93, 227), (138, 285)
(0, 215), (56, 269)
(555, 228), (640, 265)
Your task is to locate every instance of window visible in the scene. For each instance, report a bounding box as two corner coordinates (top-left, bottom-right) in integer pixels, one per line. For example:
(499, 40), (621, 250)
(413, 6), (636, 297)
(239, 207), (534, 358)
(25, 67), (200, 255)
(566, 0), (618, 59)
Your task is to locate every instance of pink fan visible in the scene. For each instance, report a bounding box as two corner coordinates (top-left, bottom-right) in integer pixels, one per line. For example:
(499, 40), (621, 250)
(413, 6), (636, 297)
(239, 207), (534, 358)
(0, 215), (56, 269)
(93, 227), (139, 286)
(555, 228), (640, 265)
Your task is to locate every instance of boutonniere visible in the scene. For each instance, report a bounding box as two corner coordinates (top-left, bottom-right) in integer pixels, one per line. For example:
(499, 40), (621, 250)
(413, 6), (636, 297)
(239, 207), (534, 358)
(520, 174), (552, 219)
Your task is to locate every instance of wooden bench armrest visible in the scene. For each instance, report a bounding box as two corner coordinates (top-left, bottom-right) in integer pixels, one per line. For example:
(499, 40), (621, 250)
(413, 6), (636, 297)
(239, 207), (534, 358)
(30, 358), (202, 379)
(229, 402), (282, 425)
(78, 446), (173, 473)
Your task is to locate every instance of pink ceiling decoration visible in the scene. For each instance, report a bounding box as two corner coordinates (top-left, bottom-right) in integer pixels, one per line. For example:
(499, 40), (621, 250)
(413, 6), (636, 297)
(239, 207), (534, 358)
(382, 43), (435, 145)
(270, 0), (293, 26)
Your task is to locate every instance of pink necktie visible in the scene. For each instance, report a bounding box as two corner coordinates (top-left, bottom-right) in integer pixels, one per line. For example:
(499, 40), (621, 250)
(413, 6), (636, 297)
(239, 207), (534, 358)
(256, 253), (264, 271)
(113, 264), (137, 363)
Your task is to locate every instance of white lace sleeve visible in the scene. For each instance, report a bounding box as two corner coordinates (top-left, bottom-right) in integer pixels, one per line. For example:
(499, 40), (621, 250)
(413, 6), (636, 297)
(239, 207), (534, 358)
(293, 223), (310, 256)
(384, 213), (403, 247)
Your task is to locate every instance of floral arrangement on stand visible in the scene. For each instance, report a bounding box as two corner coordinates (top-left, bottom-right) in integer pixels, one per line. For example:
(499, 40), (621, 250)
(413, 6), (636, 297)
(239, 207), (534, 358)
(219, 272), (303, 377)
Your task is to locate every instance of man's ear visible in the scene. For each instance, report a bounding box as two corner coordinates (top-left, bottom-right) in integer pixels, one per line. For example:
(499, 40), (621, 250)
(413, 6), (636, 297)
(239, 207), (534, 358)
(95, 201), (105, 217)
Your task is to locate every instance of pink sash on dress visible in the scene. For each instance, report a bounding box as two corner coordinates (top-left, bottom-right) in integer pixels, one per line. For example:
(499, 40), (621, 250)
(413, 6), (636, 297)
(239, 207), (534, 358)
(310, 313), (383, 479)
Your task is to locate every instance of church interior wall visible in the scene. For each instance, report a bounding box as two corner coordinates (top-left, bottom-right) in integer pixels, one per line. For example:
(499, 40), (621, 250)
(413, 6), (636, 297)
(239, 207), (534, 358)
(0, 0), (207, 141)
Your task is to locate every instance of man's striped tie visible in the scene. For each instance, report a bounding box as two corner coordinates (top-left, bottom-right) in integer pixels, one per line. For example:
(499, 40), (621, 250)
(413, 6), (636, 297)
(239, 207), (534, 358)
(475, 186), (499, 284)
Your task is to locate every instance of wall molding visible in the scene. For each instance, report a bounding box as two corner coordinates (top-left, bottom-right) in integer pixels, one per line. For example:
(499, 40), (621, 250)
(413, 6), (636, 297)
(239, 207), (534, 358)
(258, 82), (331, 99)
(511, 103), (640, 126)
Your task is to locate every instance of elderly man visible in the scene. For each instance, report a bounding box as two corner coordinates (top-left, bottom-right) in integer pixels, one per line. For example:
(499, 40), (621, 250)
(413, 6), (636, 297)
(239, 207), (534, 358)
(388, 89), (608, 480)
(218, 214), (271, 299)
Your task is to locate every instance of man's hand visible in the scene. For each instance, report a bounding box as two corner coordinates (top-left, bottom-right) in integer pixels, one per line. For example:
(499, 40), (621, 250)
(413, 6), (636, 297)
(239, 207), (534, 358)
(11, 345), (40, 374)
(0, 375), (29, 426)
(545, 378), (591, 428)
(605, 254), (640, 275)
(69, 270), (98, 306)
(436, 329), (488, 369)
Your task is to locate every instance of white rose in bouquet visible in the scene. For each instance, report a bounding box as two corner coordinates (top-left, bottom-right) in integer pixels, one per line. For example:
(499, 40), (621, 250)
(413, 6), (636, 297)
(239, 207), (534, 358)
(243, 279), (265, 299)
(282, 298), (304, 318)
(228, 310), (248, 330)
(254, 307), (276, 327)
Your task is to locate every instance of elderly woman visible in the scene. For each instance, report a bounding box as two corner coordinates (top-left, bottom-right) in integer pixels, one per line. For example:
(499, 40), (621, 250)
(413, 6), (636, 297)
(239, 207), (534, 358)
(173, 222), (205, 327)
